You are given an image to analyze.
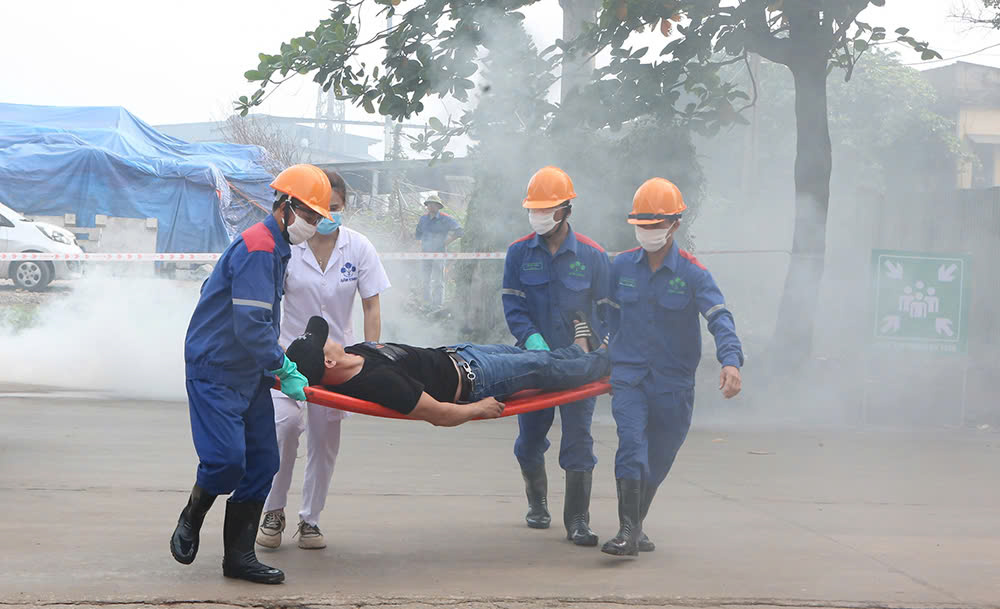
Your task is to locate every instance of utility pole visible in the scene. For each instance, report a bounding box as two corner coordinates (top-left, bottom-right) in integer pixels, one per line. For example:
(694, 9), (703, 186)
(314, 86), (346, 162)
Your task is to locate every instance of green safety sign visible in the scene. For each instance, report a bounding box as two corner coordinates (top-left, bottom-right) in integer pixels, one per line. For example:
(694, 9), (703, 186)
(871, 249), (972, 353)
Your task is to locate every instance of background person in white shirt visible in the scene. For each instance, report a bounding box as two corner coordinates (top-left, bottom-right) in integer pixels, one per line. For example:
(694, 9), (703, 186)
(257, 171), (391, 550)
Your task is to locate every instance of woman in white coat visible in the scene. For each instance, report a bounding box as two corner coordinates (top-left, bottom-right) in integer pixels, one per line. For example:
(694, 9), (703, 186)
(257, 172), (390, 549)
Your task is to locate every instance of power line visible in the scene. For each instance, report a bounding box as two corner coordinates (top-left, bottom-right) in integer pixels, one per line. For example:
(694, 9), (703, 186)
(903, 40), (1000, 65)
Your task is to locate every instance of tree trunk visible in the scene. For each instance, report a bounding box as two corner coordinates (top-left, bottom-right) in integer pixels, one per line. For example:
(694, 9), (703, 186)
(771, 57), (832, 368)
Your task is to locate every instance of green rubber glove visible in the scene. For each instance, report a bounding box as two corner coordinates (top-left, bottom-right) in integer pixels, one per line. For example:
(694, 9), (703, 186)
(269, 355), (309, 401)
(524, 333), (550, 351)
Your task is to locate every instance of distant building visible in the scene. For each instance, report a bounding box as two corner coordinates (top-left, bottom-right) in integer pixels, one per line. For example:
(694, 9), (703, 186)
(923, 61), (1000, 188)
(156, 114), (379, 165)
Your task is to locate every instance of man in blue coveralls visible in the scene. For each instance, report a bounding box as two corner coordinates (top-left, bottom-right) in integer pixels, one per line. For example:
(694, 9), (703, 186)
(169, 164), (333, 584)
(414, 193), (463, 308)
(502, 166), (611, 547)
(602, 177), (743, 557)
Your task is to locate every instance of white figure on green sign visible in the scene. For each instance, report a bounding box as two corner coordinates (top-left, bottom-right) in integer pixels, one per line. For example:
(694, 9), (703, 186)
(898, 286), (914, 313)
(910, 292), (929, 319)
(926, 287), (940, 314)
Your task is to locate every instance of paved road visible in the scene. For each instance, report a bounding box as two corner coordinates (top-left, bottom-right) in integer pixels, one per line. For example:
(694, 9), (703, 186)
(1, 385), (997, 609)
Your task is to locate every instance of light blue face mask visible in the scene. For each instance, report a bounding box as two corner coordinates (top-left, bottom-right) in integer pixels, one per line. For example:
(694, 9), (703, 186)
(317, 212), (342, 235)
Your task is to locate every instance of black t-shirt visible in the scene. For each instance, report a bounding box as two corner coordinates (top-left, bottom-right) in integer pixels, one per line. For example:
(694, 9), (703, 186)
(326, 342), (459, 414)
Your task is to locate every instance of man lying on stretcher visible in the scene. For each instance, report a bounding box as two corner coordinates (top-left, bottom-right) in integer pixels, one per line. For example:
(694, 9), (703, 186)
(285, 315), (608, 427)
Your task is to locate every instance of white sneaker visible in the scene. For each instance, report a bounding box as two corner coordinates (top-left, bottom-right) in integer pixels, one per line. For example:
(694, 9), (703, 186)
(296, 520), (327, 549)
(256, 509), (285, 548)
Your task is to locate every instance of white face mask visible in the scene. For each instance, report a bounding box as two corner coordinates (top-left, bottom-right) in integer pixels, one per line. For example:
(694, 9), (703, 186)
(286, 212), (318, 244)
(635, 223), (674, 252)
(529, 209), (560, 236)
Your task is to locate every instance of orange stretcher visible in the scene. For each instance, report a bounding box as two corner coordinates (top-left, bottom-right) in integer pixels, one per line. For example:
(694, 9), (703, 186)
(294, 379), (612, 421)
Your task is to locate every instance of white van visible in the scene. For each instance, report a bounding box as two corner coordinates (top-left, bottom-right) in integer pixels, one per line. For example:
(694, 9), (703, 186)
(0, 201), (84, 290)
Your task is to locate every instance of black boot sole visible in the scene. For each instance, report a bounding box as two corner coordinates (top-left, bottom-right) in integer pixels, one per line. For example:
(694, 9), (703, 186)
(526, 519), (551, 529)
(601, 543), (639, 557)
(170, 521), (197, 565)
(223, 567), (285, 584)
(568, 532), (599, 546)
(638, 540), (655, 552)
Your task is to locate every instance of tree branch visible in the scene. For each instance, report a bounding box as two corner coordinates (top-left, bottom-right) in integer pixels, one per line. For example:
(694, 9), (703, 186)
(708, 53), (750, 70)
(744, 26), (790, 65)
(738, 51), (758, 112)
(829, 4), (867, 47)
(744, 7), (791, 65)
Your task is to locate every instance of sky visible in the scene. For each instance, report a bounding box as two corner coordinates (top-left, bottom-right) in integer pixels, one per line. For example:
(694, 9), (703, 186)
(2, 0), (998, 155)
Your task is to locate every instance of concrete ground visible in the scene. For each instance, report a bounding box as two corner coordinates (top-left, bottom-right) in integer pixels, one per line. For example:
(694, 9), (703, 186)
(0, 385), (998, 609)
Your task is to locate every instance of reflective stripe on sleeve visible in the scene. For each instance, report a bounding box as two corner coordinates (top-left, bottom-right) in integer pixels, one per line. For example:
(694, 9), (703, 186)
(704, 303), (726, 318)
(233, 298), (273, 311)
(502, 288), (527, 299)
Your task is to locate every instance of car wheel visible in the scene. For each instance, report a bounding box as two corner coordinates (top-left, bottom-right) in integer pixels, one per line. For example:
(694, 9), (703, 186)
(12, 260), (53, 291)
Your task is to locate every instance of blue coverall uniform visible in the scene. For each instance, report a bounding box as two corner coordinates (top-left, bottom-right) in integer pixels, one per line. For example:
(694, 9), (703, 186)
(607, 243), (743, 487)
(415, 211), (463, 307)
(502, 228), (611, 472)
(183, 214), (290, 503)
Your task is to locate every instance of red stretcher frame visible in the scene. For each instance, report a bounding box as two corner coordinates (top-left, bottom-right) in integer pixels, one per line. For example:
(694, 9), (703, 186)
(298, 378), (612, 421)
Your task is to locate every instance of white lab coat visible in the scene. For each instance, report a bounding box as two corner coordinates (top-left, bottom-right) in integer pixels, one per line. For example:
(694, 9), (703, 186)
(263, 227), (390, 526)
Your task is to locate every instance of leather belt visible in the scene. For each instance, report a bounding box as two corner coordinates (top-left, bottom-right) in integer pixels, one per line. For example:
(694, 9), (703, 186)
(446, 351), (475, 403)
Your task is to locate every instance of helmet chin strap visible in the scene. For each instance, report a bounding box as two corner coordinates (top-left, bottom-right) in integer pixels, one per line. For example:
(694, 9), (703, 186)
(281, 200), (293, 244)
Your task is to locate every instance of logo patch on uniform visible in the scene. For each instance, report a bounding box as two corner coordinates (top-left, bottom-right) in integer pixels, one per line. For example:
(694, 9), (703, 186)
(668, 276), (687, 294)
(522, 261), (543, 272)
(619, 277), (637, 288)
(569, 260), (587, 277)
(340, 262), (358, 283)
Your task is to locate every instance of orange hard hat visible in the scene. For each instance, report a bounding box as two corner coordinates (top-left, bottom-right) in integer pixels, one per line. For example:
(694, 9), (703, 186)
(628, 178), (686, 224)
(522, 166), (577, 209)
(270, 164), (333, 220)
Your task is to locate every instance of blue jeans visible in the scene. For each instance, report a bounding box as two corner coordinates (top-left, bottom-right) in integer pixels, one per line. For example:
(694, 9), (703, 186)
(611, 375), (694, 486)
(451, 344), (609, 403)
(450, 343), (607, 473)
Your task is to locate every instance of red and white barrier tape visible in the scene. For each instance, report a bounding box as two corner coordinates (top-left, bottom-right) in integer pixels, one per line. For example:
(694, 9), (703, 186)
(382, 252), (507, 260)
(0, 249), (789, 263)
(0, 252), (221, 262)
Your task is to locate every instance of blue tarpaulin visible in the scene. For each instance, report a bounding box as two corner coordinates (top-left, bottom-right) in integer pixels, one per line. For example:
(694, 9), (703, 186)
(0, 103), (272, 253)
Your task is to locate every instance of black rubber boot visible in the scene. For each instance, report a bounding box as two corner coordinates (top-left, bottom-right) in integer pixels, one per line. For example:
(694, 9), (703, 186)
(170, 484), (217, 565)
(638, 482), (658, 552)
(521, 466), (551, 529)
(564, 470), (598, 546)
(222, 500), (285, 584)
(600, 479), (642, 557)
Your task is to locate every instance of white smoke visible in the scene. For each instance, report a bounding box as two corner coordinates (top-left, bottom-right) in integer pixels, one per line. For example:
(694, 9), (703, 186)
(0, 269), (200, 401)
